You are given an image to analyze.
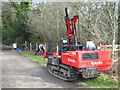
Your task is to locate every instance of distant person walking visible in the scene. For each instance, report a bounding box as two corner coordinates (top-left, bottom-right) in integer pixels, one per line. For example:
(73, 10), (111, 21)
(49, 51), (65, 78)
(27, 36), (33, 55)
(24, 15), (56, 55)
(86, 40), (96, 50)
(35, 44), (46, 55)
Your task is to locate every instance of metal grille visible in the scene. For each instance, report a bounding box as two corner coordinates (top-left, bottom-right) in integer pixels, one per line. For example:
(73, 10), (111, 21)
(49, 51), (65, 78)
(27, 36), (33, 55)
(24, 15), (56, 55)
(82, 53), (98, 60)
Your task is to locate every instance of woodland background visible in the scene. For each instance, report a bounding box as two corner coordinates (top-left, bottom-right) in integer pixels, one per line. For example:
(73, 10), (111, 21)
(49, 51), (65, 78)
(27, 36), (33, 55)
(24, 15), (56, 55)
(1, 1), (120, 75)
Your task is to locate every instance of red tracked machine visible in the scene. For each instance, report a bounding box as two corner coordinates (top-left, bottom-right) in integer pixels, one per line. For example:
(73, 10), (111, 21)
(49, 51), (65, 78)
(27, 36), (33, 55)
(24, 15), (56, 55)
(44, 8), (112, 81)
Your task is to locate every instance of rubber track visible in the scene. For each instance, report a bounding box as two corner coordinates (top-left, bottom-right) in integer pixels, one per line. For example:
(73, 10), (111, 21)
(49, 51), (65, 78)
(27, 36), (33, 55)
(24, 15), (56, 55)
(47, 64), (78, 81)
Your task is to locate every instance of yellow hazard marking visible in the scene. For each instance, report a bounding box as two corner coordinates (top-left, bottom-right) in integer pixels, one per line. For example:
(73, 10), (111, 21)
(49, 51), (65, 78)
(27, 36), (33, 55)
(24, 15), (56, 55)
(72, 52), (76, 55)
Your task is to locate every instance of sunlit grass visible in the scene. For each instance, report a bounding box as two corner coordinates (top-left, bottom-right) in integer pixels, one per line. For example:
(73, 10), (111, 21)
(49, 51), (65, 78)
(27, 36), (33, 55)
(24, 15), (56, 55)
(80, 74), (118, 88)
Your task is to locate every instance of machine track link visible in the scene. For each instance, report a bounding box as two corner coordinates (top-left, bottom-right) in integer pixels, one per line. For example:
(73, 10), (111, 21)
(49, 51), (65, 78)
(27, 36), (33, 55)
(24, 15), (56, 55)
(47, 63), (78, 81)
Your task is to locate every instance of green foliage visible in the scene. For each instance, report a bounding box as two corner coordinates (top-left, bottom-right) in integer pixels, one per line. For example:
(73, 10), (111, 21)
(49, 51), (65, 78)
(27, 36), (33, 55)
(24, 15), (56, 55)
(15, 36), (25, 48)
(2, 2), (32, 45)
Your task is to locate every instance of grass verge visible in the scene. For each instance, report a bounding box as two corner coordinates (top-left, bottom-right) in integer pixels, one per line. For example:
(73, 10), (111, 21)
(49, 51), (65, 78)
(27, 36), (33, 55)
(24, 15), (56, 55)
(19, 51), (119, 88)
(19, 51), (47, 66)
(80, 74), (118, 88)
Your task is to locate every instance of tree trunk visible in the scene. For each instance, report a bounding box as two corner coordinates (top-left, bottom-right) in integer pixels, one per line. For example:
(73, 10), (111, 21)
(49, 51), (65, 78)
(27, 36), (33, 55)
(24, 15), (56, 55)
(30, 42), (32, 51)
(112, 30), (115, 61)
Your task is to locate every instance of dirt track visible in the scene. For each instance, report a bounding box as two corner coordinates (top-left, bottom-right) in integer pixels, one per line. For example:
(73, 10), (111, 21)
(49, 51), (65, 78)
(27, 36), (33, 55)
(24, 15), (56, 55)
(2, 49), (89, 88)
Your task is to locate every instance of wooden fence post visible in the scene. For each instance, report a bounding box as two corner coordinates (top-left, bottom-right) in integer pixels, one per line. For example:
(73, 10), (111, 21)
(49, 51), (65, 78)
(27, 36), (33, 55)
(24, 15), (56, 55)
(25, 41), (28, 50)
(25, 41), (27, 46)
(45, 43), (46, 47)
(30, 42), (32, 51)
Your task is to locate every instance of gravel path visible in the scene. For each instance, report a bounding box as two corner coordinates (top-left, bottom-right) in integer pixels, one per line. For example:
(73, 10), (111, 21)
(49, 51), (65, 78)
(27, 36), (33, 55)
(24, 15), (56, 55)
(2, 50), (89, 88)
